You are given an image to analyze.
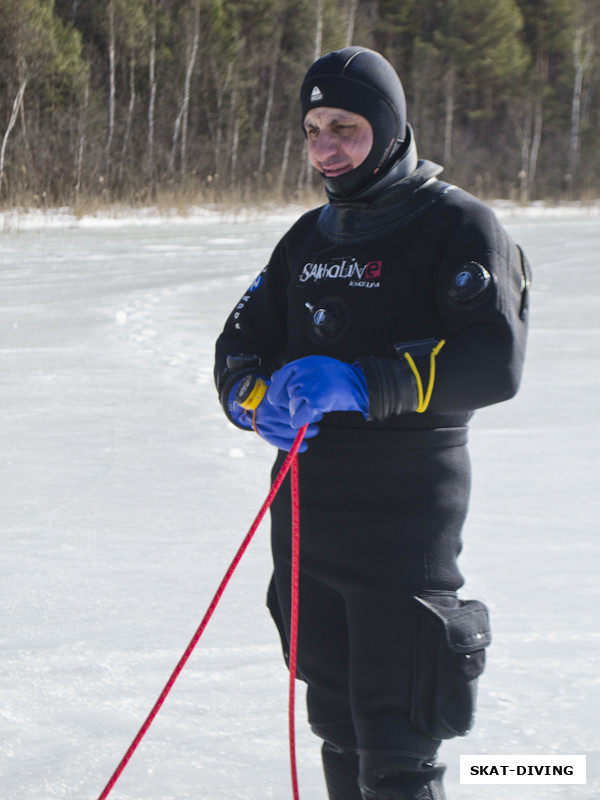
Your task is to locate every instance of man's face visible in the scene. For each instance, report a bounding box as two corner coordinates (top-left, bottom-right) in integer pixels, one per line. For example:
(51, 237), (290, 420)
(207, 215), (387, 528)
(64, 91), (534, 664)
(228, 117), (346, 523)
(303, 107), (373, 179)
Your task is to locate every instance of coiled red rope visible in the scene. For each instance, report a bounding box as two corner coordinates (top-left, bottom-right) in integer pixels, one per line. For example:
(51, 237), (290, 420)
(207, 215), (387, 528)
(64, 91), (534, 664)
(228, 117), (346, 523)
(96, 425), (307, 800)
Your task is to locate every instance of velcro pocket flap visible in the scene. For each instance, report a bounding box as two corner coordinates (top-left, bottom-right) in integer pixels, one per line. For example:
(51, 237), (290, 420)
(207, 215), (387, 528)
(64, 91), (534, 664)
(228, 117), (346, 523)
(414, 595), (491, 653)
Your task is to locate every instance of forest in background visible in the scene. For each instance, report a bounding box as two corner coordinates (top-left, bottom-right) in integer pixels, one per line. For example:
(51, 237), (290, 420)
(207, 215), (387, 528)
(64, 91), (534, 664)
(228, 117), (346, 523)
(0, 0), (599, 209)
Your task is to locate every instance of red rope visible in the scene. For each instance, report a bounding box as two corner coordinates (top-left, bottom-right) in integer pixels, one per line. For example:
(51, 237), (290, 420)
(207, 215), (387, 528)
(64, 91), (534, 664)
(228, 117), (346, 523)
(96, 425), (307, 800)
(288, 452), (301, 800)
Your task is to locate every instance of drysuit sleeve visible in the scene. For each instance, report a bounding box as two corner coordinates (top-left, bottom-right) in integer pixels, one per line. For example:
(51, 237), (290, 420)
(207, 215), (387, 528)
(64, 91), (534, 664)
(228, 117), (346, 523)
(214, 235), (290, 423)
(358, 199), (530, 419)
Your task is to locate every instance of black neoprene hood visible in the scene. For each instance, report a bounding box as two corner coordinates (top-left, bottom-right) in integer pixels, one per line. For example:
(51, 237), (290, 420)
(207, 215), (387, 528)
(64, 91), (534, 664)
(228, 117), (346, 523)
(300, 47), (407, 199)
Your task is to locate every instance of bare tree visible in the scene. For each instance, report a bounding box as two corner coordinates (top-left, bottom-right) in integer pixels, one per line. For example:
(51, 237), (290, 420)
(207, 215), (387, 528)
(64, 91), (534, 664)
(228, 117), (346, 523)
(211, 59), (233, 178)
(443, 67), (455, 164)
(230, 115), (240, 193)
(568, 25), (595, 190)
(169, 0), (200, 177)
(345, 0), (358, 46)
(0, 71), (29, 195)
(258, 48), (279, 187)
(75, 82), (90, 199)
(297, 0), (325, 193)
(106, 0), (116, 181)
(118, 53), (137, 183)
(314, 0), (323, 60)
(148, 2), (158, 189)
(512, 95), (543, 204)
(279, 125), (292, 195)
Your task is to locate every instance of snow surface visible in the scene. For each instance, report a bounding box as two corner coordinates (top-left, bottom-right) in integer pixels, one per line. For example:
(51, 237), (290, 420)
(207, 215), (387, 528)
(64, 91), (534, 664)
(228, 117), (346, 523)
(1, 205), (599, 799)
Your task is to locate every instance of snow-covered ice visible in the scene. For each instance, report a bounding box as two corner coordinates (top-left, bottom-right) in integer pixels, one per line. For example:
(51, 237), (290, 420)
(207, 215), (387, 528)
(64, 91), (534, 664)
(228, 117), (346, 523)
(1, 205), (598, 799)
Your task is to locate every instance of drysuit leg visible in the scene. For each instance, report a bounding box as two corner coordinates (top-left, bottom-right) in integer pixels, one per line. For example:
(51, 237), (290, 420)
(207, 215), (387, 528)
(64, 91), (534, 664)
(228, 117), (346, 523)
(359, 754), (446, 800)
(322, 742), (363, 800)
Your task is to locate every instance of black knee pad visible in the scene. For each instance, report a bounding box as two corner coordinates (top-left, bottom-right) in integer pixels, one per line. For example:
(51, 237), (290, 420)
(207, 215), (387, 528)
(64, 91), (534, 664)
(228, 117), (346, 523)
(359, 754), (446, 800)
(411, 592), (491, 740)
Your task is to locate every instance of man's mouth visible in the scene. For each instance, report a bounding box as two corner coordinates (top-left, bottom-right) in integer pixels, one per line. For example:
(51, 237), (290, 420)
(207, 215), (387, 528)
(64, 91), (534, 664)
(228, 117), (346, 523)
(321, 161), (352, 177)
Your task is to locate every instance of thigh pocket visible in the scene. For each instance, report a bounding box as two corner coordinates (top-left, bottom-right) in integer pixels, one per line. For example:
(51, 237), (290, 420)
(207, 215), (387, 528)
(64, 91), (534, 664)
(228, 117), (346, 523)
(411, 592), (491, 740)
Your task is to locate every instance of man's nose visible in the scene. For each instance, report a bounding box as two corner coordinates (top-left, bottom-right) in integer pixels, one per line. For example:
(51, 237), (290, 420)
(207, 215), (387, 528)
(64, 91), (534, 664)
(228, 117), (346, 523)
(314, 130), (338, 159)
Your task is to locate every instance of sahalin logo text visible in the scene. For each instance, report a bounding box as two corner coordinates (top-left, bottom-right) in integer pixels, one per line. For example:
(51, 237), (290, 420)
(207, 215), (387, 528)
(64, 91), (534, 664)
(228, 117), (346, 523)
(299, 258), (382, 288)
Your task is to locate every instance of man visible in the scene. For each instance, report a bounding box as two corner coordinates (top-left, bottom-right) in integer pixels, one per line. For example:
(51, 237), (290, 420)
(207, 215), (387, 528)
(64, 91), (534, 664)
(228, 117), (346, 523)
(214, 47), (529, 800)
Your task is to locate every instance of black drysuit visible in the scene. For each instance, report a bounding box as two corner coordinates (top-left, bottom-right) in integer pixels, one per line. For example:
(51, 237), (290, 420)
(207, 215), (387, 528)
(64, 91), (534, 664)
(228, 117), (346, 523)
(214, 164), (529, 759)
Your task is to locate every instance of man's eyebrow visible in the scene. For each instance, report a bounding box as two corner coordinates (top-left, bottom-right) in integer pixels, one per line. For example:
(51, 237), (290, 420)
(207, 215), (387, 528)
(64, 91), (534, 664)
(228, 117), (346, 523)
(304, 116), (355, 129)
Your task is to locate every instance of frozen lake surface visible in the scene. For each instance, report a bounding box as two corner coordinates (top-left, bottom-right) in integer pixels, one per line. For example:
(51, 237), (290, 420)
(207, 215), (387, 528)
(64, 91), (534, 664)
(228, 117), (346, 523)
(1, 205), (599, 799)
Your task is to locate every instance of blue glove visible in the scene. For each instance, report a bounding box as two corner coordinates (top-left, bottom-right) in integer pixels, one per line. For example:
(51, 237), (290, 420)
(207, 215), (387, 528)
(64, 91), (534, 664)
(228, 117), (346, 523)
(268, 356), (369, 428)
(228, 377), (318, 451)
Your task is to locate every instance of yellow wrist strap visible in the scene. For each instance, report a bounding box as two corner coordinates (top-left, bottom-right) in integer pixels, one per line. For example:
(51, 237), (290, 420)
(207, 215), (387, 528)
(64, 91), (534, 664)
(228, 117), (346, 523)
(236, 376), (268, 435)
(403, 339), (446, 413)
